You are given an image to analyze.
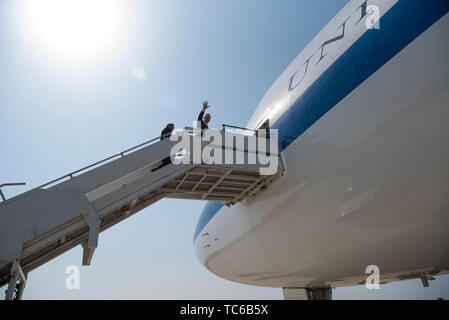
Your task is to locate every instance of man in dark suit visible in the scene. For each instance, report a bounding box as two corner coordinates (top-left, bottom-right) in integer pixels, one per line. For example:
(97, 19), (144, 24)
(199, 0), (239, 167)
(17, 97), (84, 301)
(160, 123), (174, 140)
(198, 101), (211, 131)
(152, 123), (174, 172)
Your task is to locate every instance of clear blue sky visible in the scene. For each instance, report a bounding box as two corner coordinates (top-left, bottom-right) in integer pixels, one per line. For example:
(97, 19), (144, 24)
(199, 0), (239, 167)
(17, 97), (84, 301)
(1, 0), (448, 299)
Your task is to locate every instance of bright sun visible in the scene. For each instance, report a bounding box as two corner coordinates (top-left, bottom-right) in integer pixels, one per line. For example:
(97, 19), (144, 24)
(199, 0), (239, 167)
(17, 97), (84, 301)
(21, 0), (129, 65)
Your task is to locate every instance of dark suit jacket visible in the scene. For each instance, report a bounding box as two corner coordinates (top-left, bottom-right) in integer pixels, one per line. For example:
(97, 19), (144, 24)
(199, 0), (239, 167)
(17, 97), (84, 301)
(160, 126), (173, 141)
(198, 110), (209, 130)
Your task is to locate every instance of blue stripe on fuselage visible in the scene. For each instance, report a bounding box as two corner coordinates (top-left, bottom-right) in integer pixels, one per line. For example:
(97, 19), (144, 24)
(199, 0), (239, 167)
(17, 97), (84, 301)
(193, 201), (224, 240)
(193, 0), (449, 242)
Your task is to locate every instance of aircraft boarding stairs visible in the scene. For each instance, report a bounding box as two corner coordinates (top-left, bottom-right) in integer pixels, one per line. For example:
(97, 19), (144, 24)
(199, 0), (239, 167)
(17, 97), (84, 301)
(0, 126), (284, 299)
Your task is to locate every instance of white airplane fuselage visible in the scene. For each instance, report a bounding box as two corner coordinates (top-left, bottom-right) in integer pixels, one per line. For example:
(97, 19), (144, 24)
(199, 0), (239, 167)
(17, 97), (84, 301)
(193, 0), (449, 289)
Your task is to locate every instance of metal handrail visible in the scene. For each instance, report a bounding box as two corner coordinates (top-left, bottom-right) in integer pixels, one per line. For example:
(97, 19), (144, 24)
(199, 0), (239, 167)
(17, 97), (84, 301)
(15, 123), (277, 193)
(221, 124), (277, 140)
(36, 134), (168, 190)
(222, 124), (257, 132)
(0, 183), (26, 188)
(0, 183), (26, 202)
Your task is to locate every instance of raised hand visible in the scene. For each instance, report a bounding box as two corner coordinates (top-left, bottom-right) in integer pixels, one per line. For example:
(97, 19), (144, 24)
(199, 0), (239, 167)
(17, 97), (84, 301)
(202, 101), (209, 111)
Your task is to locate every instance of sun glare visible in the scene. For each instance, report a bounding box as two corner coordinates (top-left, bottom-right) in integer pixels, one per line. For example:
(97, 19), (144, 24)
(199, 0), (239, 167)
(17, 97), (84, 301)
(21, 0), (130, 65)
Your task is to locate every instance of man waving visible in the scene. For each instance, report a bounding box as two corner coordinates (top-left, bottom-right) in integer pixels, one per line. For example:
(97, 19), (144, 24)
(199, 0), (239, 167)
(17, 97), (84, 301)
(198, 101), (211, 130)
